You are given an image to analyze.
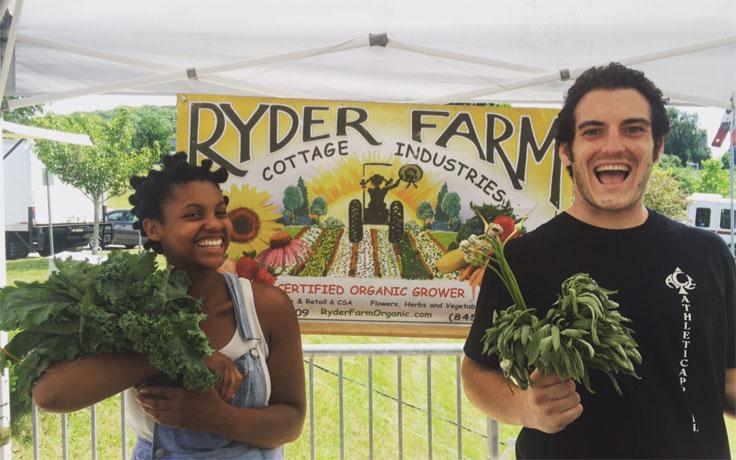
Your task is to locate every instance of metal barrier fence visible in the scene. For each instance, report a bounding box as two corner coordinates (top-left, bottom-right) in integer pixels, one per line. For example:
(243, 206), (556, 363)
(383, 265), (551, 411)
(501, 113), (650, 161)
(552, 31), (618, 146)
(18, 343), (505, 460)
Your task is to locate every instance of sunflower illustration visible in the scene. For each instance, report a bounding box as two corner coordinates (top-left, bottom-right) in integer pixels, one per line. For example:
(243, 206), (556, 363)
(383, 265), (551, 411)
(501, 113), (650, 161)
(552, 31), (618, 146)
(225, 184), (282, 259)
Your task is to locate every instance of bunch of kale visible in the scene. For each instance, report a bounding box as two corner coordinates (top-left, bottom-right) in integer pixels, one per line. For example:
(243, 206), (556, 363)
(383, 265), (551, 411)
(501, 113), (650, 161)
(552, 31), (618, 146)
(0, 251), (217, 405)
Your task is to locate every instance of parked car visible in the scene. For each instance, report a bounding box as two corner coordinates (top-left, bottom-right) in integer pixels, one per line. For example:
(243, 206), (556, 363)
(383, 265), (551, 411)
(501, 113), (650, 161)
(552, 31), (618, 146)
(105, 209), (146, 248)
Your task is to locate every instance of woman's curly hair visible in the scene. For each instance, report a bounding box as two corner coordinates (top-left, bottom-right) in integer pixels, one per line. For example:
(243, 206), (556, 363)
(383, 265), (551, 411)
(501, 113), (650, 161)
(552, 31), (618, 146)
(129, 152), (229, 253)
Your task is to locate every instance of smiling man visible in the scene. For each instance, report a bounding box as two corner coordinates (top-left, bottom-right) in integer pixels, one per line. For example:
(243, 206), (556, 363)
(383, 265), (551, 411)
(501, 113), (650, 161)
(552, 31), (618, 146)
(462, 63), (736, 458)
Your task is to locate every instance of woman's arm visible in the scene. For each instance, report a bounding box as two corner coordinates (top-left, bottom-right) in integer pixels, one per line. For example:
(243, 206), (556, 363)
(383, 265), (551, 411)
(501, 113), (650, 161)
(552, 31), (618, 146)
(137, 283), (306, 448)
(33, 353), (159, 413)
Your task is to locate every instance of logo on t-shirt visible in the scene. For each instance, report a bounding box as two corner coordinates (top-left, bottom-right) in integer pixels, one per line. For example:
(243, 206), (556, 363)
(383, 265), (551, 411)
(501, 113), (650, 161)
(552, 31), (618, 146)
(665, 267), (699, 432)
(665, 267), (696, 294)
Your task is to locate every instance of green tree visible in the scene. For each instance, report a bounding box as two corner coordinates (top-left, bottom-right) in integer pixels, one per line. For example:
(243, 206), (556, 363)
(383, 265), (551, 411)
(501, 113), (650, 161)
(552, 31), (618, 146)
(282, 185), (304, 225)
(310, 196), (327, 224)
(697, 158), (730, 197)
(657, 154), (699, 195)
(434, 183), (449, 224)
(417, 201), (434, 228)
(296, 177), (310, 221)
(441, 192), (461, 229)
(130, 105), (176, 154)
(644, 167), (688, 219)
(33, 108), (161, 252)
(2, 96), (43, 124)
(664, 107), (710, 167)
(721, 152), (735, 170)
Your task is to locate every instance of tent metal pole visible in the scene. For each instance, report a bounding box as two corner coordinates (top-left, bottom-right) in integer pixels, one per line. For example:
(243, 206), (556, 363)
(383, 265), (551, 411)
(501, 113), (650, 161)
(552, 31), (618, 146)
(0, 0), (22, 100)
(0, 0), (10, 23)
(618, 35), (735, 67)
(425, 34), (735, 104)
(389, 40), (547, 74)
(660, 91), (731, 109)
(17, 33), (172, 71)
(730, 93), (735, 253)
(424, 72), (566, 103)
(196, 75), (317, 99)
(6, 36), (367, 110)
(16, 34), (318, 99)
(0, 119), (10, 460)
(0, 2), (22, 454)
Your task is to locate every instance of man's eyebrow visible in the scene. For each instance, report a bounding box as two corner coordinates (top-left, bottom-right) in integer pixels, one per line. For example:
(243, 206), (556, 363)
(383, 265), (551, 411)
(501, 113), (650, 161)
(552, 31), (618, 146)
(576, 118), (651, 130)
(621, 118), (651, 126)
(576, 120), (604, 130)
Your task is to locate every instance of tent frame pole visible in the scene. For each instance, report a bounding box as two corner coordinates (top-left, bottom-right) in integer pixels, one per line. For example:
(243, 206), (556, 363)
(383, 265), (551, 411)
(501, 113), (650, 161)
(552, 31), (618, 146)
(15, 34), (319, 99)
(0, 0), (24, 456)
(8, 31), (734, 110)
(730, 93), (735, 253)
(6, 36), (368, 110)
(424, 34), (735, 105)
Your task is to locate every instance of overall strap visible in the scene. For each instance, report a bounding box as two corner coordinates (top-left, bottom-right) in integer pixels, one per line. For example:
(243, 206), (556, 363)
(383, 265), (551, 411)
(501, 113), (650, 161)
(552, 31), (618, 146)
(222, 271), (256, 340)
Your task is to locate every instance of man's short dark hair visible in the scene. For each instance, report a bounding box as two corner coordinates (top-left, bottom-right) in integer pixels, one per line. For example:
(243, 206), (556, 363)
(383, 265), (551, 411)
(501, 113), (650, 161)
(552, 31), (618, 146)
(555, 62), (670, 149)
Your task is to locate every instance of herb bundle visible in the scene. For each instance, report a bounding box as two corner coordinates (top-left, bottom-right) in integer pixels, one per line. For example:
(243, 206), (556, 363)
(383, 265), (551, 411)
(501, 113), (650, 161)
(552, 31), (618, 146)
(0, 251), (217, 405)
(466, 212), (642, 395)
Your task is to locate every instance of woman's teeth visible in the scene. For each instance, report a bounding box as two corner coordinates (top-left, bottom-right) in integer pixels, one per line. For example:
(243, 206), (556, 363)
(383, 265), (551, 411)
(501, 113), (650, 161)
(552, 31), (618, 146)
(198, 238), (222, 247)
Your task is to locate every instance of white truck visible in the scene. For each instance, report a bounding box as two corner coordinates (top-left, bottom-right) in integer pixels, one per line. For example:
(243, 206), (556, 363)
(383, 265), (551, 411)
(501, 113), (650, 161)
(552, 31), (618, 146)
(3, 138), (111, 259)
(685, 192), (736, 249)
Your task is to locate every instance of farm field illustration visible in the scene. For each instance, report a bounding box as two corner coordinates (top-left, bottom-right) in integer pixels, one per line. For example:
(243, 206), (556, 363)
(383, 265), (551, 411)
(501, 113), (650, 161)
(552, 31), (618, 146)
(222, 157), (519, 285)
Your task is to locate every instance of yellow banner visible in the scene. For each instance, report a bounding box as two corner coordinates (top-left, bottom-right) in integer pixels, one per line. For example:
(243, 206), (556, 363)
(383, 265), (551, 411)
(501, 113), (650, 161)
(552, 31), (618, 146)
(177, 94), (572, 332)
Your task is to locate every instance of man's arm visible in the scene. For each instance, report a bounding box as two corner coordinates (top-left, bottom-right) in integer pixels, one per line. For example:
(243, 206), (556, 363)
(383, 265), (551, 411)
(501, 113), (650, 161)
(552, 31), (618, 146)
(461, 356), (583, 433)
(725, 369), (736, 418)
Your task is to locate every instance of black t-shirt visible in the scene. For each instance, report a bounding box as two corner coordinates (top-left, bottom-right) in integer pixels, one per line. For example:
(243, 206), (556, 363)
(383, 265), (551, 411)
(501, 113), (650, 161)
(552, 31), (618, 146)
(464, 210), (736, 459)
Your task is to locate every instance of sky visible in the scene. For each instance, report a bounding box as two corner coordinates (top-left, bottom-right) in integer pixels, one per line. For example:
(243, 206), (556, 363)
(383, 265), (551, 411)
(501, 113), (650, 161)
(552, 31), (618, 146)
(47, 95), (733, 159)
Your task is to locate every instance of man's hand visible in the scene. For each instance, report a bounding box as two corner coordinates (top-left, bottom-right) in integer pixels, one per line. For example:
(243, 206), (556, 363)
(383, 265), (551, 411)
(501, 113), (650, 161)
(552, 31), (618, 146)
(204, 352), (243, 401)
(520, 369), (583, 433)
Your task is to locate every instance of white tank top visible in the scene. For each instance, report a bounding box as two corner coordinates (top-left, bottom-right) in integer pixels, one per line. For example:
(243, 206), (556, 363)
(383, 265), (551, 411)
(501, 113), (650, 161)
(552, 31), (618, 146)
(124, 278), (270, 441)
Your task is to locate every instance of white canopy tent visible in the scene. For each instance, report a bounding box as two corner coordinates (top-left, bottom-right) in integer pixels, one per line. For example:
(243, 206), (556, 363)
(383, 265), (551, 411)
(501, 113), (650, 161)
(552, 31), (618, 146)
(2, 0), (735, 108)
(0, 2), (734, 456)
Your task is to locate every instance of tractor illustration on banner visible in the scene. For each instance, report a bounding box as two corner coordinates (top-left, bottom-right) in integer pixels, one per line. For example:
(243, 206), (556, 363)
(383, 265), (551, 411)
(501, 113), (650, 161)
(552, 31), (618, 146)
(348, 162), (423, 243)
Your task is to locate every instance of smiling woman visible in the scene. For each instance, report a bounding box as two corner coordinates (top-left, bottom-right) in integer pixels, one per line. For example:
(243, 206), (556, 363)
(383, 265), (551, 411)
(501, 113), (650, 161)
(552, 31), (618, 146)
(31, 152), (306, 459)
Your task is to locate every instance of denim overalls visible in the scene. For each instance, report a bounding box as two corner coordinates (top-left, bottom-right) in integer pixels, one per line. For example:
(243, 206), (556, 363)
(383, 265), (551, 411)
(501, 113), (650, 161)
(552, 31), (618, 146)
(131, 273), (282, 459)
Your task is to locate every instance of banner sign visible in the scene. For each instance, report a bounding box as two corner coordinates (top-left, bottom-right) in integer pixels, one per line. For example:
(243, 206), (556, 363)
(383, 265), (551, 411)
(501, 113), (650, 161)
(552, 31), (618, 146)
(177, 95), (573, 334)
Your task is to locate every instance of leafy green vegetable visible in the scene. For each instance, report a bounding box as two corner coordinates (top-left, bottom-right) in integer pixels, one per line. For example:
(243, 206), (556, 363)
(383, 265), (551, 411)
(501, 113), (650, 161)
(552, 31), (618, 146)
(0, 251), (217, 406)
(468, 209), (642, 395)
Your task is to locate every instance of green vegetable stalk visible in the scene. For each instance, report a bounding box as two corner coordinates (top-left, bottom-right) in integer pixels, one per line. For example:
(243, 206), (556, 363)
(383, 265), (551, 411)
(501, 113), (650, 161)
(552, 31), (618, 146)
(0, 251), (218, 405)
(467, 209), (642, 395)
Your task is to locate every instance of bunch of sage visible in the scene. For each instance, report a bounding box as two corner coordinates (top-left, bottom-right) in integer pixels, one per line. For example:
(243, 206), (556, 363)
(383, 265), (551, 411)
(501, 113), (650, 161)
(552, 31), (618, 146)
(467, 209), (641, 395)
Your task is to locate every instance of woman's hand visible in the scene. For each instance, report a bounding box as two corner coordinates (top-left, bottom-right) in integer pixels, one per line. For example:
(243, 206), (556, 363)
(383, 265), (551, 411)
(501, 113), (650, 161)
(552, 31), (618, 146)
(204, 351), (243, 401)
(136, 387), (223, 431)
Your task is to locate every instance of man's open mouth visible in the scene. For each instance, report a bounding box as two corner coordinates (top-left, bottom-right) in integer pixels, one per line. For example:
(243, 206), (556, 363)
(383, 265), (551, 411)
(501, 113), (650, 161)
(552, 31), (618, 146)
(594, 164), (631, 185)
